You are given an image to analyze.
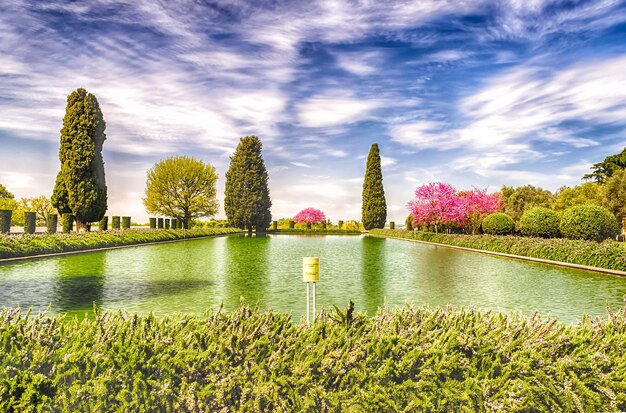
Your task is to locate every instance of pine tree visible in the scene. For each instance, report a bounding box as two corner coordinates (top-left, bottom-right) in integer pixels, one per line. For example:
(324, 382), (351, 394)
(362, 143), (387, 230)
(51, 88), (107, 231)
(224, 136), (272, 234)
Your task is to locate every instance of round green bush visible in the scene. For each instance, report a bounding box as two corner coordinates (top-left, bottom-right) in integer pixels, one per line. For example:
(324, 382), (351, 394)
(481, 213), (515, 235)
(560, 205), (619, 242)
(519, 207), (561, 238)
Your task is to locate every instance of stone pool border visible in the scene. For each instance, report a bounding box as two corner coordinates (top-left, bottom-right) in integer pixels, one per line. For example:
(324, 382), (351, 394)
(370, 234), (626, 277)
(0, 232), (242, 264)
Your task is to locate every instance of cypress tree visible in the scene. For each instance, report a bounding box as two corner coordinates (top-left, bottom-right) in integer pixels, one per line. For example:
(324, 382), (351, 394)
(361, 143), (387, 230)
(224, 136), (272, 235)
(51, 88), (107, 231)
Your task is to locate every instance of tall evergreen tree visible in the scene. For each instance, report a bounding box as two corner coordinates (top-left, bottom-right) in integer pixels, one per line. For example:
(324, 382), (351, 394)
(361, 143), (387, 230)
(224, 136), (272, 234)
(51, 88), (107, 231)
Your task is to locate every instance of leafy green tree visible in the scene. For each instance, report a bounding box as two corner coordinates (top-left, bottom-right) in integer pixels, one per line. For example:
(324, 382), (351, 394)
(601, 169), (626, 217)
(361, 143), (387, 230)
(583, 147), (626, 183)
(0, 184), (16, 210)
(52, 88), (107, 230)
(552, 182), (602, 211)
(501, 185), (553, 222)
(224, 136), (272, 234)
(143, 156), (219, 229)
(11, 196), (57, 226)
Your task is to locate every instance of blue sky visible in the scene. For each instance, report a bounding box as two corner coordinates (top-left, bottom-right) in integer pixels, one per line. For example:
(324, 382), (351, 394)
(1, 0), (626, 223)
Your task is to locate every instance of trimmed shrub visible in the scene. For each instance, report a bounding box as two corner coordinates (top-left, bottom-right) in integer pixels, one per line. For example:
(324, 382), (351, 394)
(164, 219), (170, 229)
(306, 222), (312, 230)
(0, 210), (12, 233)
(405, 215), (413, 231)
(337, 220), (343, 229)
(272, 221), (277, 230)
(157, 218), (164, 229)
(98, 216), (108, 231)
(171, 218), (177, 229)
(560, 205), (620, 242)
(149, 218), (157, 229)
(289, 220), (295, 229)
(482, 213), (515, 235)
(122, 217), (131, 229)
(47, 214), (58, 234)
(62, 214), (74, 233)
(519, 207), (560, 238)
(24, 212), (36, 234)
(389, 221), (395, 230)
(322, 221), (327, 229)
(112, 216), (120, 230)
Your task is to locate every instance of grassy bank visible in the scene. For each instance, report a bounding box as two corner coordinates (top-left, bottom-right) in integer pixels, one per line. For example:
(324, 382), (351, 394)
(370, 229), (626, 272)
(269, 228), (362, 235)
(0, 228), (242, 260)
(1, 304), (626, 411)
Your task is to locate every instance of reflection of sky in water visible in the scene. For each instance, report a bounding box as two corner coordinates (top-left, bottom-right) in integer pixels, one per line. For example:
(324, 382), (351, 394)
(0, 234), (625, 323)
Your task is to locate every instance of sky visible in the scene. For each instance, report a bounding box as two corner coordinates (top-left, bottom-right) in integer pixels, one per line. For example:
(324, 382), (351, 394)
(1, 0), (626, 223)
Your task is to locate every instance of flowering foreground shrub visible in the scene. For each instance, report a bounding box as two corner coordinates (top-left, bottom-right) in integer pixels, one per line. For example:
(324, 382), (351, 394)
(2, 304), (626, 411)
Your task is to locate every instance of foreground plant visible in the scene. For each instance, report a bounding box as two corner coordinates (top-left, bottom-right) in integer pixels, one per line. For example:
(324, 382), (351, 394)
(1, 304), (626, 412)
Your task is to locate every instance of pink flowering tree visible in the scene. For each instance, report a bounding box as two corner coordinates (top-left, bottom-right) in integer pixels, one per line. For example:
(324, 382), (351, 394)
(407, 182), (463, 232)
(457, 189), (503, 234)
(294, 208), (326, 229)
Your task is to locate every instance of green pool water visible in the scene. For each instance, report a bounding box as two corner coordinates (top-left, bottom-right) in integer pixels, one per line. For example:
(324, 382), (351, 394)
(1, 234), (625, 323)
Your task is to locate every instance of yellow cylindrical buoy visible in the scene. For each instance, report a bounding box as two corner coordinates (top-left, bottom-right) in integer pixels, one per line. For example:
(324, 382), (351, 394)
(303, 257), (320, 283)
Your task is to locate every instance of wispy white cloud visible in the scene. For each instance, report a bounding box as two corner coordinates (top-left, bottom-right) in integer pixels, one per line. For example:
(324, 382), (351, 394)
(296, 92), (381, 128)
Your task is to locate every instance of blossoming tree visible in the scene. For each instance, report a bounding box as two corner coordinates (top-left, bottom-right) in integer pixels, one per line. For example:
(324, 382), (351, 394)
(407, 183), (502, 233)
(294, 208), (326, 229)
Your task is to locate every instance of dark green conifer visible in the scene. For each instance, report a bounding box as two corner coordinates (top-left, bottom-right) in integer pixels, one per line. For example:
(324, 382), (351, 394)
(52, 88), (107, 231)
(361, 143), (387, 230)
(224, 136), (272, 235)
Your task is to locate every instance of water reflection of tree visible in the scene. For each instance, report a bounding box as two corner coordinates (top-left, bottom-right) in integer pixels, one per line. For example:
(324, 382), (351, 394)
(52, 253), (106, 315)
(222, 234), (270, 310)
(361, 236), (386, 314)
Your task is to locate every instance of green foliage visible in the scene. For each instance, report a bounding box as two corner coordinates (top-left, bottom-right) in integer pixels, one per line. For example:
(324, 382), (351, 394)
(98, 216), (107, 231)
(519, 207), (561, 238)
(157, 218), (163, 229)
(149, 218), (156, 229)
(405, 214), (413, 231)
(362, 144), (387, 230)
(122, 216), (131, 229)
(2, 305), (626, 411)
(24, 212), (36, 234)
(560, 205), (620, 242)
(289, 220), (295, 229)
(47, 214), (58, 234)
(112, 216), (121, 229)
(170, 218), (177, 229)
(583, 147), (626, 183)
(12, 196), (57, 226)
(52, 88), (107, 229)
(389, 221), (395, 229)
(61, 214), (74, 233)
(224, 136), (272, 233)
(164, 219), (170, 229)
(481, 212), (515, 235)
(501, 185), (554, 222)
(0, 184), (16, 211)
(0, 228), (242, 259)
(337, 220), (344, 229)
(601, 169), (626, 217)
(0, 210), (11, 234)
(143, 156), (218, 229)
(553, 182), (602, 211)
(371, 229), (626, 272)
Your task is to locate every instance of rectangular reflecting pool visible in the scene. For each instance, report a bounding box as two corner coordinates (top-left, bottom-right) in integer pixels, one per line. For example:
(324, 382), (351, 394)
(1, 234), (625, 323)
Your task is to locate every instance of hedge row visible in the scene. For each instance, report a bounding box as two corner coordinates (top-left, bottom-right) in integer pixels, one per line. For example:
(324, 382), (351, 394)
(0, 228), (242, 260)
(269, 228), (362, 234)
(370, 229), (626, 272)
(1, 305), (626, 411)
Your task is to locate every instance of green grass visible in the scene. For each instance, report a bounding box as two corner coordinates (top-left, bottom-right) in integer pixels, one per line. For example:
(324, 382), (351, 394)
(269, 228), (362, 234)
(0, 228), (243, 260)
(1, 304), (626, 411)
(371, 229), (626, 272)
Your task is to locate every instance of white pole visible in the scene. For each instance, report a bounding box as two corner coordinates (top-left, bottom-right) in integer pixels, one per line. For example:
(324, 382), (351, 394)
(313, 282), (316, 322)
(306, 282), (310, 325)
